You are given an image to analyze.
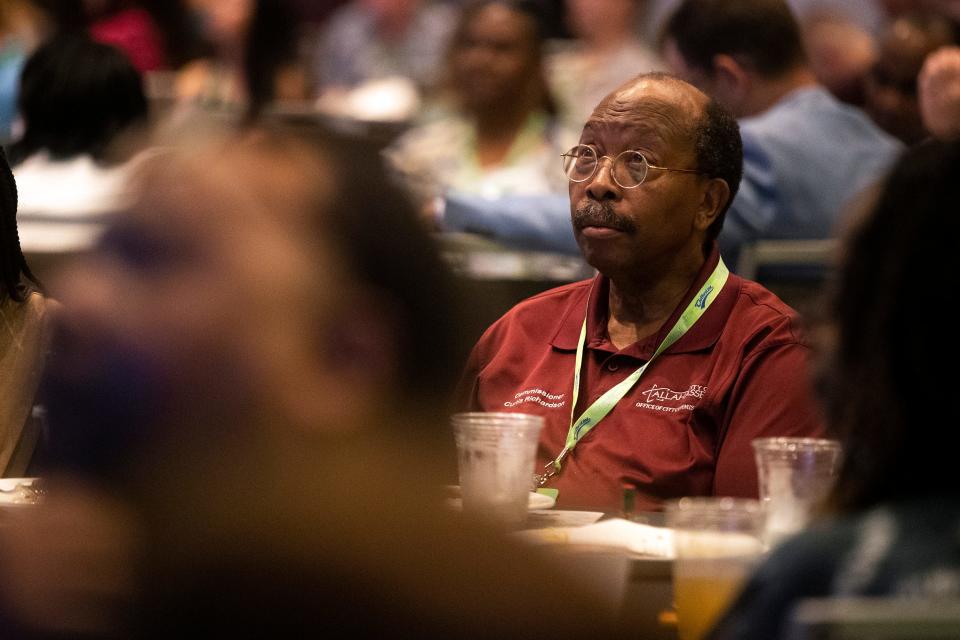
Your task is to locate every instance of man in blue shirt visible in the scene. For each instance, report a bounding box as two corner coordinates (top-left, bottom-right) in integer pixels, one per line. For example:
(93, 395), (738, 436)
(661, 0), (902, 268)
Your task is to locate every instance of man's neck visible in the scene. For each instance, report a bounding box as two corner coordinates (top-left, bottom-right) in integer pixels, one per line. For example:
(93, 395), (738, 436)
(740, 66), (818, 118)
(605, 247), (706, 350)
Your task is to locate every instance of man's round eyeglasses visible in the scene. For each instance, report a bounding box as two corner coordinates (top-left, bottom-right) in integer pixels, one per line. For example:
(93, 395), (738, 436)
(561, 144), (702, 189)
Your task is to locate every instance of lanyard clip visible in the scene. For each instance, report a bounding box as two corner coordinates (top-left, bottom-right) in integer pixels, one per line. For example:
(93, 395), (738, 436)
(534, 447), (570, 487)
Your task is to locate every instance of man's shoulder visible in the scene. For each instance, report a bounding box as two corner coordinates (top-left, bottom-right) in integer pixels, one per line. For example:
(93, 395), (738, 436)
(725, 276), (807, 348)
(741, 87), (900, 155)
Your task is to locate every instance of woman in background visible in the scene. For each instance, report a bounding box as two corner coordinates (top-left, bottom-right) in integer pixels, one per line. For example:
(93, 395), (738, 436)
(387, 0), (575, 204)
(548, 0), (661, 129)
(176, 0), (308, 118)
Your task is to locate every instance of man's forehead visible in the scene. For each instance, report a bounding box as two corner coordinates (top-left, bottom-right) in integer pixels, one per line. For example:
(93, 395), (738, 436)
(583, 78), (705, 148)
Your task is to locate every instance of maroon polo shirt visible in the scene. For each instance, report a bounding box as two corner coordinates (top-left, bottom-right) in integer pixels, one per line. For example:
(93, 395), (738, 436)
(459, 247), (826, 512)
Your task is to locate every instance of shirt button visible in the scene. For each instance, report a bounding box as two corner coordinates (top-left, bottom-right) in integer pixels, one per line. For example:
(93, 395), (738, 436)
(606, 362), (619, 372)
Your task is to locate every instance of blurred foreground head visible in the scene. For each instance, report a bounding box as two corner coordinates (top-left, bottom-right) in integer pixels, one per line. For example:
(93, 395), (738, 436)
(41, 121), (465, 480)
(20, 123), (623, 640)
(826, 140), (960, 511)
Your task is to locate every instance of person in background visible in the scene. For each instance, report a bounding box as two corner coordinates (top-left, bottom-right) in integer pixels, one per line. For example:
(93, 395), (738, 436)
(387, 0), (575, 205)
(0, 123), (627, 639)
(645, 0), (887, 46)
(0, 0), (82, 142)
(548, 0), (661, 130)
(176, 0), (308, 117)
(313, 0), (456, 93)
(8, 34), (148, 233)
(0, 145), (50, 476)
(0, 2), (28, 142)
(84, 0), (168, 72)
(919, 45), (960, 140)
(458, 73), (825, 512)
(800, 11), (878, 107)
(661, 0), (902, 270)
(865, 11), (956, 145)
(710, 139), (960, 640)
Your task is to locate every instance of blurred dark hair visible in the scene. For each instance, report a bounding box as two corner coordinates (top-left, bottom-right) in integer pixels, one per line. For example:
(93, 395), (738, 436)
(9, 34), (148, 165)
(0, 146), (40, 302)
(29, 0), (86, 34)
(134, 0), (206, 68)
(662, 0), (807, 78)
(446, 0), (557, 116)
(826, 140), (960, 511)
(244, 0), (303, 120)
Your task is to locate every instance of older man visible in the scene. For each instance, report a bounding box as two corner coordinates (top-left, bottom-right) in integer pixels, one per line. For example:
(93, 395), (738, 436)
(459, 73), (825, 512)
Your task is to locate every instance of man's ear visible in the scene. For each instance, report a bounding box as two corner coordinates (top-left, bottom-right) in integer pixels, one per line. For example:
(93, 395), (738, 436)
(712, 53), (751, 106)
(694, 177), (731, 232)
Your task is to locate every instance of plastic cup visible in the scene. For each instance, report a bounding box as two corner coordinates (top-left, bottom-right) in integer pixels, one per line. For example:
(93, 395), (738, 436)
(666, 497), (765, 640)
(452, 412), (543, 529)
(752, 437), (843, 545)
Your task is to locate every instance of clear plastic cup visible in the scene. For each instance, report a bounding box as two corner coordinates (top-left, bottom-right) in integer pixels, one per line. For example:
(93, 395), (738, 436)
(452, 412), (543, 529)
(752, 437), (843, 545)
(666, 497), (765, 640)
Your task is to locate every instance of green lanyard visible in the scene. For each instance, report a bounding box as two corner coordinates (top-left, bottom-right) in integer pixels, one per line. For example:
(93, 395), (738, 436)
(535, 259), (730, 487)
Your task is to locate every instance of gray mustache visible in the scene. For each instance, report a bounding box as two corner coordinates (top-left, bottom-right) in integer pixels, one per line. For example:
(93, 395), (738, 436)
(572, 200), (635, 233)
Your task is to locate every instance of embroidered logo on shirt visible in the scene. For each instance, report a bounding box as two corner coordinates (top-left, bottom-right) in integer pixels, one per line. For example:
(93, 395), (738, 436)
(504, 388), (566, 408)
(635, 384), (706, 413)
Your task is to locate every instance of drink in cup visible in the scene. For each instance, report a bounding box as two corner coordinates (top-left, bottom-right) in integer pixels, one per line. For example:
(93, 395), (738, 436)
(452, 412), (543, 528)
(752, 437), (842, 545)
(666, 497), (765, 640)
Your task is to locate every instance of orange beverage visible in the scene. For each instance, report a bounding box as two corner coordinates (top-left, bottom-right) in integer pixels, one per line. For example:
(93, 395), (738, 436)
(666, 499), (765, 640)
(673, 552), (757, 640)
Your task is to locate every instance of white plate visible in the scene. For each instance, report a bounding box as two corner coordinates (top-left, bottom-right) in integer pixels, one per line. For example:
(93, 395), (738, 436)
(525, 510), (604, 529)
(444, 486), (557, 511)
(514, 518), (675, 559)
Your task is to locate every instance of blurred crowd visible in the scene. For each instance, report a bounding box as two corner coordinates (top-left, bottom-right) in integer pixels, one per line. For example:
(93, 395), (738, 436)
(3, 0), (960, 246)
(2, 0), (960, 638)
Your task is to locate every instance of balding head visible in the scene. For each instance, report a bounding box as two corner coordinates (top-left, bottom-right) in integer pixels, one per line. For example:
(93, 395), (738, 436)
(590, 73), (710, 152)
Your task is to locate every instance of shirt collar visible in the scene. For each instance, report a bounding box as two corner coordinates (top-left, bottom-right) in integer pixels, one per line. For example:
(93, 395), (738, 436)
(550, 244), (740, 358)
